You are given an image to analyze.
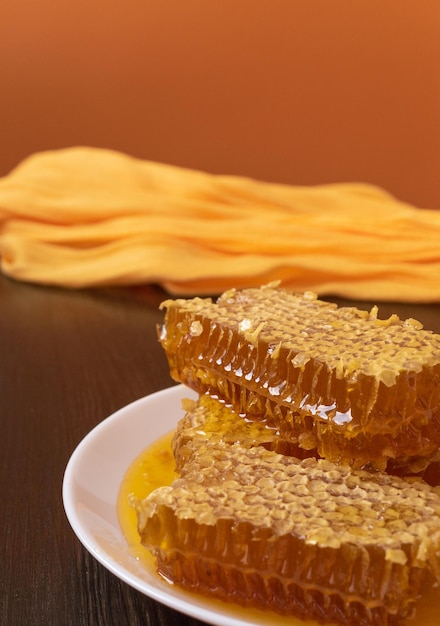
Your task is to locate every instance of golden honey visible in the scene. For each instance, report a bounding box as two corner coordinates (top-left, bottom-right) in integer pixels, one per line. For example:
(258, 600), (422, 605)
(119, 432), (440, 626)
(118, 431), (176, 551)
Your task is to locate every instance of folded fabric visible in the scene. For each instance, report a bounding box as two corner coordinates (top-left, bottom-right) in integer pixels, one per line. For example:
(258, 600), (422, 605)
(0, 146), (439, 302)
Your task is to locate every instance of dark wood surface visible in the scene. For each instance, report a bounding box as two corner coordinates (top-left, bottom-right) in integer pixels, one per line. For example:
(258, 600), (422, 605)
(2, 272), (440, 626)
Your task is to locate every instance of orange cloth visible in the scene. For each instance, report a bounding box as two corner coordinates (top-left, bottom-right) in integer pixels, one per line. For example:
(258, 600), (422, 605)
(0, 146), (439, 301)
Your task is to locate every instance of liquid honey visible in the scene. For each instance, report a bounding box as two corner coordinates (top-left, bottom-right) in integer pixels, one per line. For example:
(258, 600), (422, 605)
(118, 432), (440, 626)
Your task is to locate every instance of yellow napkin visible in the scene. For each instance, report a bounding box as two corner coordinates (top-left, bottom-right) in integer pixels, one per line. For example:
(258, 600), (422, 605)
(0, 146), (439, 301)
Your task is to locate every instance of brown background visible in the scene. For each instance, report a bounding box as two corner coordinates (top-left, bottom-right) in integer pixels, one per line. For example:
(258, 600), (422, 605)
(1, 0), (439, 208)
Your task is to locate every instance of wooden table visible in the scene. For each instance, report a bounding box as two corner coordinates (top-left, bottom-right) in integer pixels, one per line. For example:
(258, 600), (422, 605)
(2, 272), (440, 625)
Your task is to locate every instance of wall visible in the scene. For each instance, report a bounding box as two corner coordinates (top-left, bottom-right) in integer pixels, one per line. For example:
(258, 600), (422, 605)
(1, 1), (439, 208)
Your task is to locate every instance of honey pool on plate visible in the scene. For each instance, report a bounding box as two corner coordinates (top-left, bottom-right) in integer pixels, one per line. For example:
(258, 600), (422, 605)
(117, 432), (440, 626)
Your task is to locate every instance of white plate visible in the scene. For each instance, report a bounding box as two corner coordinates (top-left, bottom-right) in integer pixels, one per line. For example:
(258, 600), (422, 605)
(63, 384), (300, 626)
(63, 384), (439, 626)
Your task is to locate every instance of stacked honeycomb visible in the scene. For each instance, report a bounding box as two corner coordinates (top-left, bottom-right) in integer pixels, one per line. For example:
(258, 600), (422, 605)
(135, 285), (440, 625)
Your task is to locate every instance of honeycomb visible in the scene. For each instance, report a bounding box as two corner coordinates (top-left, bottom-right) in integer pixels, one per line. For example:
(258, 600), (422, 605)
(158, 284), (440, 471)
(173, 394), (317, 473)
(136, 440), (440, 626)
(174, 394), (440, 485)
(147, 285), (440, 623)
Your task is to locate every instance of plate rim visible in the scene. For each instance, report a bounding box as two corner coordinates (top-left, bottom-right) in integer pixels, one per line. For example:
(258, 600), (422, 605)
(62, 384), (283, 626)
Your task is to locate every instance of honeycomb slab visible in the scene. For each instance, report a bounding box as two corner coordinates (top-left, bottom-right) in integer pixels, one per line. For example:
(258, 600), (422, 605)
(136, 440), (440, 625)
(159, 285), (440, 471)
